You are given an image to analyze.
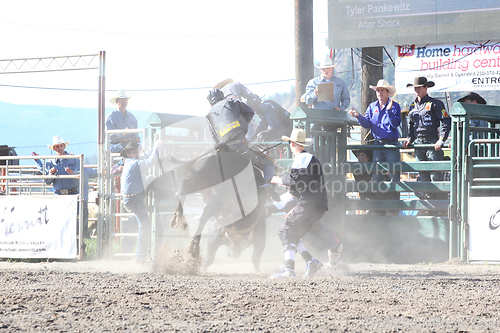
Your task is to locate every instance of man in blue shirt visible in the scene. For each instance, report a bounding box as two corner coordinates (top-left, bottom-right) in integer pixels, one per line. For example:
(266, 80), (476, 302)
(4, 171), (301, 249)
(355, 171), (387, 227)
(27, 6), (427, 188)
(304, 56), (352, 130)
(403, 77), (451, 185)
(106, 89), (140, 153)
(32, 135), (80, 195)
(349, 79), (401, 202)
(120, 140), (164, 263)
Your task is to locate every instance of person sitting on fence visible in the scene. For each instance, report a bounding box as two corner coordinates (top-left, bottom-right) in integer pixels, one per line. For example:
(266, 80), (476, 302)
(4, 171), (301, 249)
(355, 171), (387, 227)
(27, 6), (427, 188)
(106, 89), (140, 153)
(32, 135), (80, 195)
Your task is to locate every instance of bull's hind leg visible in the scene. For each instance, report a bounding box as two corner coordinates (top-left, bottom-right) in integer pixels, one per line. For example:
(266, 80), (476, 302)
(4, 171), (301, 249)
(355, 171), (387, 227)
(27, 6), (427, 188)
(188, 198), (218, 258)
(201, 229), (227, 272)
(251, 215), (267, 274)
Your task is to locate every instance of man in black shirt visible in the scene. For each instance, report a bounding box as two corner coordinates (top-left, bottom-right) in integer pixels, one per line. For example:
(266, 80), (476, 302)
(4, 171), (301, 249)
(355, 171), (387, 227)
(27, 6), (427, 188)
(270, 129), (328, 279)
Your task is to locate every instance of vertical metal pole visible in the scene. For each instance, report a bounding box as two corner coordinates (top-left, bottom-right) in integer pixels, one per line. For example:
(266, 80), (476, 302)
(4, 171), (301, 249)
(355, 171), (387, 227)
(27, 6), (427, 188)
(461, 117), (470, 261)
(449, 117), (459, 258)
(360, 47), (383, 144)
(97, 51), (106, 259)
(295, 0), (314, 108)
(78, 154), (84, 259)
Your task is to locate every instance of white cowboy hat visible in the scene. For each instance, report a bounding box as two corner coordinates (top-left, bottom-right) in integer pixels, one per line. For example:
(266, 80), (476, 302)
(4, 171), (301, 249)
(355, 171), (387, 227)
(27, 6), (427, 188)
(369, 79), (396, 96)
(47, 135), (69, 151)
(109, 89), (132, 105)
(214, 78), (234, 90)
(282, 128), (313, 147)
(315, 56), (336, 69)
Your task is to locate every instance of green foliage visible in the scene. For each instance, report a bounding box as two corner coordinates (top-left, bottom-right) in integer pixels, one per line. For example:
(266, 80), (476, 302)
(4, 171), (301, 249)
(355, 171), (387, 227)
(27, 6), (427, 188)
(84, 238), (97, 260)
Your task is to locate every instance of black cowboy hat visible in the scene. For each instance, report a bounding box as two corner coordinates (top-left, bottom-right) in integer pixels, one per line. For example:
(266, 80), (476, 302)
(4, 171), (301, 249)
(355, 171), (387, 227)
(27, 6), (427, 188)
(457, 92), (487, 105)
(352, 149), (372, 161)
(406, 76), (435, 88)
(119, 141), (140, 158)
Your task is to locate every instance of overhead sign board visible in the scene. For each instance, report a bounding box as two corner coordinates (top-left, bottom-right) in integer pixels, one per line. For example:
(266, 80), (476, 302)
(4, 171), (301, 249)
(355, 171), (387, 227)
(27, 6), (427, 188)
(328, 0), (500, 49)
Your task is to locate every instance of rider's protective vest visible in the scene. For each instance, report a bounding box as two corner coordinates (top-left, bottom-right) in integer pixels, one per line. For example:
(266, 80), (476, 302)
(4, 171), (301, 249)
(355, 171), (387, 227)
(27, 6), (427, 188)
(207, 100), (248, 143)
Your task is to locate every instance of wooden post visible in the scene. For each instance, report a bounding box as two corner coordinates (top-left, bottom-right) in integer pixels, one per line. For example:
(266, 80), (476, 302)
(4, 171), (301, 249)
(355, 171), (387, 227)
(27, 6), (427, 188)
(360, 47), (383, 144)
(295, 0), (314, 108)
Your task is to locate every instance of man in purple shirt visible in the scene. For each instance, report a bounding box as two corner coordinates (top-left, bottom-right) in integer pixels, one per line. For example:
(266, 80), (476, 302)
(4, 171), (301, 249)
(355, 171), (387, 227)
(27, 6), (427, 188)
(349, 79), (401, 202)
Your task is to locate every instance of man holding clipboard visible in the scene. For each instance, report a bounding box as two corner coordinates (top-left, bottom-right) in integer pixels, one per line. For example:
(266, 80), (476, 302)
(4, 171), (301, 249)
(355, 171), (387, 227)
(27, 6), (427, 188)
(304, 55), (351, 131)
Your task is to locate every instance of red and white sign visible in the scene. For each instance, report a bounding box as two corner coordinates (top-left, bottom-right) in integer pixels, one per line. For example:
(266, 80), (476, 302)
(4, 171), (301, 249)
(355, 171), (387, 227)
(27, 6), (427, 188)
(395, 41), (500, 94)
(0, 196), (78, 259)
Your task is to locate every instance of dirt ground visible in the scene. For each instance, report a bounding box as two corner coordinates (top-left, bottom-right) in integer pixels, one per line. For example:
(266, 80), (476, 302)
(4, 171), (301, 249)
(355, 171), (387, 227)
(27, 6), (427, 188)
(2, 254), (500, 332)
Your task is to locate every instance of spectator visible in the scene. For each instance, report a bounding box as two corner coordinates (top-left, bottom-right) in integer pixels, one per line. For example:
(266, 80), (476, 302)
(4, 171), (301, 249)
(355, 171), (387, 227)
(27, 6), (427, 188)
(403, 77), (451, 199)
(106, 89), (140, 153)
(304, 55), (352, 131)
(458, 92), (488, 140)
(32, 135), (80, 195)
(348, 79), (401, 204)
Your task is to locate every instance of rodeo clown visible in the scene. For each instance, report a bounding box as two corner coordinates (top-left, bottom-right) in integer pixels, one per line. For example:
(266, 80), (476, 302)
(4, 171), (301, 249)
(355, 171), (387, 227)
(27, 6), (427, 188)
(206, 88), (280, 201)
(269, 128), (329, 279)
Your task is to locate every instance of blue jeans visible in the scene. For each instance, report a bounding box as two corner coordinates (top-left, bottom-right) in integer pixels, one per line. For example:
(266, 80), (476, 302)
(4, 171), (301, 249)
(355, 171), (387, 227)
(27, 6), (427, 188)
(123, 192), (150, 261)
(414, 137), (443, 182)
(372, 140), (400, 200)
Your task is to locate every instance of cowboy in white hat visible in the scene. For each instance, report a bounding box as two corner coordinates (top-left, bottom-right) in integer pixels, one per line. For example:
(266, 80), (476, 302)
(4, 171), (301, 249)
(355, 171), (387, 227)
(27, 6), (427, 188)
(269, 128), (331, 279)
(348, 79), (402, 207)
(105, 89), (140, 153)
(303, 54), (351, 131)
(32, 135), (80, 195)
(280, 128), (313, 147)
(47, 135), (70, 151)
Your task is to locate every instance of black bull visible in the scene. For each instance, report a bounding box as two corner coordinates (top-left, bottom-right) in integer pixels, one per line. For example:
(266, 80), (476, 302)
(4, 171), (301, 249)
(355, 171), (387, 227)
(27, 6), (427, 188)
(150, 143), (269, 273)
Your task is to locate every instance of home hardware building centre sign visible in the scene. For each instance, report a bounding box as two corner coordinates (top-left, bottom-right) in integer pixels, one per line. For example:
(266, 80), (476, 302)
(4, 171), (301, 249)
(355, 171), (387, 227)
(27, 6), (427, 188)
(328, 0), (500, 49)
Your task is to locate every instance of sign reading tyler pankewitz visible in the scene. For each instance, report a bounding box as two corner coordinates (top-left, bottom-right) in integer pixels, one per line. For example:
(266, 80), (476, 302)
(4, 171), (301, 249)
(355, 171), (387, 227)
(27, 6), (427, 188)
(328, 0), (500, 49)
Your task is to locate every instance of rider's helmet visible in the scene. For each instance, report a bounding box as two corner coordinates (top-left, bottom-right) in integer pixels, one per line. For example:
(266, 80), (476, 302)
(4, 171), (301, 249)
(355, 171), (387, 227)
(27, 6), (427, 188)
(207, 88), (224, 106)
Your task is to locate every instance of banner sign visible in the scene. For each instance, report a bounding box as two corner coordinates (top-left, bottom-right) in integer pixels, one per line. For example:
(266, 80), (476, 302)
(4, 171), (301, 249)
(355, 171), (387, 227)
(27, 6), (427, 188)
(328, 0), (500, 49)
(395, 41), (500, 94)
(469, 197), (500, 261)
(0, 196), (77, 259)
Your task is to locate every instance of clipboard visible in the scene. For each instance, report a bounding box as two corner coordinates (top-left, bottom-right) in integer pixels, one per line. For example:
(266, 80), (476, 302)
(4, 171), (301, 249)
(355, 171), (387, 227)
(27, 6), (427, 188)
(317, 82), (334, 102)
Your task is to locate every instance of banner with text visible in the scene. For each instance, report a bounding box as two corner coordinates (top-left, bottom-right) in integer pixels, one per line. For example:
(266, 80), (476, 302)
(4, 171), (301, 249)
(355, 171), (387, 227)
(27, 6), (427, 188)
(0, 196), (77, 259)
(395, 41), (500, 94)
(469, 197), (500, 262)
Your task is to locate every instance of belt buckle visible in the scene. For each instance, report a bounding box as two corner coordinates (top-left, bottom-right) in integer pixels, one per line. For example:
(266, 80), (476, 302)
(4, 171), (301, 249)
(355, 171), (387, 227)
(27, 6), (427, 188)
(60, 189), (69, 195)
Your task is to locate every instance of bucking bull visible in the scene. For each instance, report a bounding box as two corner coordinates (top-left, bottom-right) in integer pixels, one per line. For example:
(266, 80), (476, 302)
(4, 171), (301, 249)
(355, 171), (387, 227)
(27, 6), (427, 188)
(157, 142), (273, 273)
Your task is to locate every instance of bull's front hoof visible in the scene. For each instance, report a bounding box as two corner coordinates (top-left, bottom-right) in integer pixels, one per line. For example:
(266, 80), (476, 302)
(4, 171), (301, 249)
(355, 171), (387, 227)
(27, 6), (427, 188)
(188, 239), (200, 258)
